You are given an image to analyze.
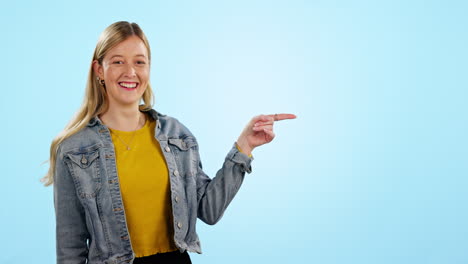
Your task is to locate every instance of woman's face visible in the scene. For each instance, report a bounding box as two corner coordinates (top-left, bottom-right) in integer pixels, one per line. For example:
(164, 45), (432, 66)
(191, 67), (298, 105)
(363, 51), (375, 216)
(94, 35), (150, 109)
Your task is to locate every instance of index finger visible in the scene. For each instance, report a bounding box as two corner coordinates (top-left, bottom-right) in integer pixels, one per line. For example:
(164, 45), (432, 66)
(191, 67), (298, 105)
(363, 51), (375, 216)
(268, 113), (297, 121)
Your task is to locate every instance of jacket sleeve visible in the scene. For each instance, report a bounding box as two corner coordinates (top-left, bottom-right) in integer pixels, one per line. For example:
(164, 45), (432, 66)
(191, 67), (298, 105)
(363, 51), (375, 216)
(53, 145), (90, 264)
(196, 142), (253, 225)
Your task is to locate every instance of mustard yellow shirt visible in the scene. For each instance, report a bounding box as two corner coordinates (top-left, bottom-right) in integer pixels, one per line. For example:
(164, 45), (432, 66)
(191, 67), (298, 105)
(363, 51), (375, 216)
(109, 114), (177, 257)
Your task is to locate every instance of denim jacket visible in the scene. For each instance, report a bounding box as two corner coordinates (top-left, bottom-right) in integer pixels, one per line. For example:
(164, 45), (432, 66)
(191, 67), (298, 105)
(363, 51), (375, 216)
(54, 109), (253, 264)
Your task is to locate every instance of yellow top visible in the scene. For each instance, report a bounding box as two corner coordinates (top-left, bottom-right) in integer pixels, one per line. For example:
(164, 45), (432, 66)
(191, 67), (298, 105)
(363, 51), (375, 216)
(109, 114), (177, 257)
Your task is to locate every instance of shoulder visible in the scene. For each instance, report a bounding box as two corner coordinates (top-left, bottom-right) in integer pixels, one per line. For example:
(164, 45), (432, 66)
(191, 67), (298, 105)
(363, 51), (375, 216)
(152, 110), (197, 140)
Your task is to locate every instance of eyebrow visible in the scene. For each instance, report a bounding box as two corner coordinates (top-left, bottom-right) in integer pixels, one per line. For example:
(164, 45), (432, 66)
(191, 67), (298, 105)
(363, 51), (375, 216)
(109, 54), (147, 59)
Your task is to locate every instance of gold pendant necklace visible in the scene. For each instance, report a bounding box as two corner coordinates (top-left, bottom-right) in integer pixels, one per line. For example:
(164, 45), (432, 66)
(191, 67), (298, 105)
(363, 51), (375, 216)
(110, 113), (143, 151)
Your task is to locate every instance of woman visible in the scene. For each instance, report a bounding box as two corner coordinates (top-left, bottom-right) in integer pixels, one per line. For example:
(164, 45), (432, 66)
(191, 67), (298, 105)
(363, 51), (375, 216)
(43, 21), (296, 264)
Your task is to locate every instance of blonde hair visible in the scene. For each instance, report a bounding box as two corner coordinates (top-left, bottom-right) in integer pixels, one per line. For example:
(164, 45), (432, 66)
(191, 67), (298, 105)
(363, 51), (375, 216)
(41, 21), (154, 186)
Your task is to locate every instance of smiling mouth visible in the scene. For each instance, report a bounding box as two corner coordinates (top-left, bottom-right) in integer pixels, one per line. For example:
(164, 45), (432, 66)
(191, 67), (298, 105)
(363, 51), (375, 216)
(118, 82), (139, 90)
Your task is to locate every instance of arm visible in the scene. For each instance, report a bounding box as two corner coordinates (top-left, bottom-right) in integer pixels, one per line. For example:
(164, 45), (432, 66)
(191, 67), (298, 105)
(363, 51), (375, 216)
(196, 113), (296, 225)
(196, 143), (253, 225)
(54, 146), (90, 264)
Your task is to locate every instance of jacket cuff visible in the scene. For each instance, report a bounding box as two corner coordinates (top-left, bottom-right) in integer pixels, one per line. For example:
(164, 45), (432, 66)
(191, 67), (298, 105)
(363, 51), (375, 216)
(226, 142), (253, 174)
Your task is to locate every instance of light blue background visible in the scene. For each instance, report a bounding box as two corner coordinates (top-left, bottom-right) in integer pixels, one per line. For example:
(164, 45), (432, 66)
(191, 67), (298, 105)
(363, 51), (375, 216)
(1, 0), (467, 263)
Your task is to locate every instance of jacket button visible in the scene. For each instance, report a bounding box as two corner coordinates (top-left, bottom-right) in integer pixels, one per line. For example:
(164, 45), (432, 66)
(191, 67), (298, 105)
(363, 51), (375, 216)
(177, 222), (182, 229)
(81, 155), (88, 165)
(174, 170), (179, 176)
(175, 196), (179, 203)
(165, 146), (171, 152)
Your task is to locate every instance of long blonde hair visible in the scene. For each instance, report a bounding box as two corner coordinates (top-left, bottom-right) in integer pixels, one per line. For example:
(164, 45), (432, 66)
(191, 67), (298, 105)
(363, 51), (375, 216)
(41, 21), (154, 186)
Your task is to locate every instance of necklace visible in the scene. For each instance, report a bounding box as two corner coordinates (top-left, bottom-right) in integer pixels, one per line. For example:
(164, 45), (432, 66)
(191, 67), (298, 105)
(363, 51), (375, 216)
(110, 113), (144, 151)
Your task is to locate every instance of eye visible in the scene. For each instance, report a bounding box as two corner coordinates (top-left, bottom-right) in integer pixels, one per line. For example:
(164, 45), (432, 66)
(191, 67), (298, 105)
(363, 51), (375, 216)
(112, 60), (124, 64)
(136, 61), (146, 65)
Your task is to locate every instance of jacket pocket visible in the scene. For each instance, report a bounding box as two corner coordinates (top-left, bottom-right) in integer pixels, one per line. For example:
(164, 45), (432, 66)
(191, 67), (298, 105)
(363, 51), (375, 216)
(168, 137), (197, 151)
(168, 137), (199, 175)
(64, 145), (102, 198)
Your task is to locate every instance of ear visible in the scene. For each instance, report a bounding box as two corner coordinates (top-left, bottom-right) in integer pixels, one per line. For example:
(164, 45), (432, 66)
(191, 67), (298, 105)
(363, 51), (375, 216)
(92, 60), (104, 79)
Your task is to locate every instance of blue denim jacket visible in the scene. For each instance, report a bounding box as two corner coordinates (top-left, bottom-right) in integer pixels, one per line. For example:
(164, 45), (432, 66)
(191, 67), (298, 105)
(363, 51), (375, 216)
(54, 109), (253, 264)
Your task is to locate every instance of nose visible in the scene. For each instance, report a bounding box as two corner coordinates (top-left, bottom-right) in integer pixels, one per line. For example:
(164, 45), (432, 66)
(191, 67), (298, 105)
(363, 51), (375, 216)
(123, 64), (137, 78)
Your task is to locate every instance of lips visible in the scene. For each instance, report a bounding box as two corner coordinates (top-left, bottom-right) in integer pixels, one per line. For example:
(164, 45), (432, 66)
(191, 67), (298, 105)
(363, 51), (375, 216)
(118, 82), (138, 90)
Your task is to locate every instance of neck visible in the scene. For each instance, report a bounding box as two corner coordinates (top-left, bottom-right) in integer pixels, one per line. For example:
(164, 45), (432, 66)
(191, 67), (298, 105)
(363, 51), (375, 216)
(99, 104), (146, 131)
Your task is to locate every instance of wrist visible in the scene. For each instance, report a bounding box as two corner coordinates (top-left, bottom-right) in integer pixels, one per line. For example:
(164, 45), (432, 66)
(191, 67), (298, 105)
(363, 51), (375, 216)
(235, 140), (253, 157)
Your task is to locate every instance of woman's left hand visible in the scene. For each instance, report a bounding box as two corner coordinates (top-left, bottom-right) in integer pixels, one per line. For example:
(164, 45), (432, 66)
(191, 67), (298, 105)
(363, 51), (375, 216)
(236, 113), (297, 156)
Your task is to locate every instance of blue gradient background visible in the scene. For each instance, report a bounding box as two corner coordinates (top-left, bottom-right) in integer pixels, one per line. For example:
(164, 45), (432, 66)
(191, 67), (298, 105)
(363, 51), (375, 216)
(1, 0), (467, 263)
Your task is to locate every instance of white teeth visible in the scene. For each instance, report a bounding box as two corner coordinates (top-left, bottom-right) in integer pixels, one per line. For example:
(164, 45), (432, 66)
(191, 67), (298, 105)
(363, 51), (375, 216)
(119, 82), (137, 88)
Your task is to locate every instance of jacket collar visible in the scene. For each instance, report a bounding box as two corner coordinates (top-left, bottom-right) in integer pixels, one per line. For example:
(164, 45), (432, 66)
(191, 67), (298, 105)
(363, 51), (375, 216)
(87, 108), (160, 127)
